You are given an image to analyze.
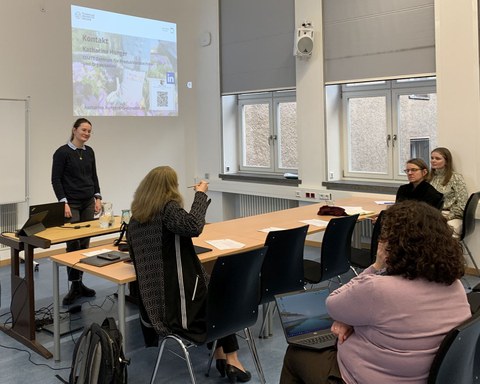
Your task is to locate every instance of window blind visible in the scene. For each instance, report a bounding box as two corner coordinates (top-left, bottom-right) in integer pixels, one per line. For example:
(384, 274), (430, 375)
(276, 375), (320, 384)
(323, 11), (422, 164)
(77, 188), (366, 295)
(220, 0), (295, 95)
(323, 0), (435, 84)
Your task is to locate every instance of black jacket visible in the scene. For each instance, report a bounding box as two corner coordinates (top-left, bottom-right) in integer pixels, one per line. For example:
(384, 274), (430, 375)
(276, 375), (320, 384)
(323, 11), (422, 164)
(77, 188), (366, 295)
(396, 180), (443, 209)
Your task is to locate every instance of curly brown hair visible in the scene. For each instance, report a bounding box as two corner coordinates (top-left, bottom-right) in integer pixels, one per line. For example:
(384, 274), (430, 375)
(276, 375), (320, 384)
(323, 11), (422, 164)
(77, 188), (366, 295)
(379, 200), (464, 284)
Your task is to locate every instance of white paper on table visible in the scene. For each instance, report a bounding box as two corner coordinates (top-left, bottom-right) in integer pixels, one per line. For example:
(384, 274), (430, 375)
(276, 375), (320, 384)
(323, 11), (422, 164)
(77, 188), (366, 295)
(375, 201), (395, 205)
(340, 206), (375, 215)
(82, 248), (112, 256)
(205, 239), (245, 250)
(258, 227), (286, 233)
(300, 219), (329, 227)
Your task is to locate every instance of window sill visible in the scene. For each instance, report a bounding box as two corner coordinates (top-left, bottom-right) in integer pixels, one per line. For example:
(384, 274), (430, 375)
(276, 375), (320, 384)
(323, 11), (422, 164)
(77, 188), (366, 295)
(322, 180), (401, 195)
(219, 172), (301, 186)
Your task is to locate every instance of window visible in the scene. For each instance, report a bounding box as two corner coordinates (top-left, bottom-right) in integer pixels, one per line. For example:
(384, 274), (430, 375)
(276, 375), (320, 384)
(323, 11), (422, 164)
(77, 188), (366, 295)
(341, 78), (437, 180)
(238, 91), (297, 174)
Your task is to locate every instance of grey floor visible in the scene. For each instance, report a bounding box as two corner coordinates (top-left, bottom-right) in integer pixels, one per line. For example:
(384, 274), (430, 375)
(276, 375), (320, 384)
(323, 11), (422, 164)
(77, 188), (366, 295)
(0, 247), (478, 384)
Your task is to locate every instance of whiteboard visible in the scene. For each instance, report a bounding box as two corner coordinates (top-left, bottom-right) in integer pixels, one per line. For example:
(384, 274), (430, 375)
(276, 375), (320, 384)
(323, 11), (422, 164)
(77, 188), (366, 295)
(0, 99), (27, 204)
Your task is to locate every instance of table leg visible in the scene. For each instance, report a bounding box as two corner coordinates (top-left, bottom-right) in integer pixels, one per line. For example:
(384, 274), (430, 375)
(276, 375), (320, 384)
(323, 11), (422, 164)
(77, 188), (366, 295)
(0, 244), (52, 359)
(118, 283), (126, 352)
(53, 261), (60, 361)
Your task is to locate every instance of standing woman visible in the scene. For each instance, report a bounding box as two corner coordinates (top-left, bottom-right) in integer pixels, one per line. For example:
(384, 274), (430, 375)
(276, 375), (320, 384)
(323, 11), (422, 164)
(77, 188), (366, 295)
(396, 158), (443, 208)
(428, 147), (468, 235)
(51, 118), (102, 305)
(127, 166), (252, 383)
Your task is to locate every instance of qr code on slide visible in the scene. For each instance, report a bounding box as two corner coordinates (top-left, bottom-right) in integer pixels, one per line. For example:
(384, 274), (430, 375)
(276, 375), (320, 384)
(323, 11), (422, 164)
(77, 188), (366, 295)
(156, 91), (168, 107)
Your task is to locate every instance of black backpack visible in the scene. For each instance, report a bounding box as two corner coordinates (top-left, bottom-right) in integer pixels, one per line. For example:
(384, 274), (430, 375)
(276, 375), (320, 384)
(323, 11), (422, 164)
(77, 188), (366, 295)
(69, 317), (129, 384)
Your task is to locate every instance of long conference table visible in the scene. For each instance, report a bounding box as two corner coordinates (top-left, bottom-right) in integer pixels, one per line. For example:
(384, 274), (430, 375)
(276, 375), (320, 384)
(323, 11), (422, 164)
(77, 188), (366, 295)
(49, 197), (383, 361)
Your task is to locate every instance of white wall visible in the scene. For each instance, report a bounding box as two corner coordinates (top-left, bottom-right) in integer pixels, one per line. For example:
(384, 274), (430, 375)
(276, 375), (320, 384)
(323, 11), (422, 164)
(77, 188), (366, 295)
(434, 0), (480, 264)
(0, 0), (220, 211)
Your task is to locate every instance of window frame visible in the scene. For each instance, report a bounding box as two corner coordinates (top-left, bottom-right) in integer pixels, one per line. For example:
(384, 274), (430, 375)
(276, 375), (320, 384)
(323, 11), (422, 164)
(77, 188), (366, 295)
(237, 90), (297, 174)
(341, 78), (436, 181)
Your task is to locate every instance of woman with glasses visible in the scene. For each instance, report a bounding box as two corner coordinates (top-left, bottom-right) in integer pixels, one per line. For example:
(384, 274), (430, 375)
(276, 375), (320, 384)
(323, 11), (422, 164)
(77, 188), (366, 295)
(427, 147), (468, 236)
(396, 158), (444, 209)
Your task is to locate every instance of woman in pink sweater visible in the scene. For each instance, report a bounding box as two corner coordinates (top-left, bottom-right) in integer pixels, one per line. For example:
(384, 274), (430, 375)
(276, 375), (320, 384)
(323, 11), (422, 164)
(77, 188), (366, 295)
(280, 201), (471, 384)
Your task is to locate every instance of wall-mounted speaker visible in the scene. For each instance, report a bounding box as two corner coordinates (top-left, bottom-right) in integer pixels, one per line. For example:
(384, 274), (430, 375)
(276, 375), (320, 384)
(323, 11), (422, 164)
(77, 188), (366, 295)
(295, 26), (314, 57)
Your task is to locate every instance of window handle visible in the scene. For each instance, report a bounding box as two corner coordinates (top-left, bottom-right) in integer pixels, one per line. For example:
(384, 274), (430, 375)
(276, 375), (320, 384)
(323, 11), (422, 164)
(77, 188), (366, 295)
(386, 134), (391, 147)
(392, 134), (397, 147)
(268, 135), (277, 144)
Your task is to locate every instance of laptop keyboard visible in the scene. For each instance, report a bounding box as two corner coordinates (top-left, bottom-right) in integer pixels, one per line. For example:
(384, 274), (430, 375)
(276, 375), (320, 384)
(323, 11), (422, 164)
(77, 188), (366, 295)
(301, 333), (336, 345)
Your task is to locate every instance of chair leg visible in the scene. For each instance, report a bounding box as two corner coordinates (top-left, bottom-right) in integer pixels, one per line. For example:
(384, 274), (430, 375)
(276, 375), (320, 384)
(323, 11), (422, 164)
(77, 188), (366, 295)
(244, 327), (266, 384)
(350, 266), (359, 276)
(205, 339), (218, 377)
(259, 302), (272, 338)
(464, 242), (480, 277)
(150, 336), (167, 384)
(150, 335), (197, 384)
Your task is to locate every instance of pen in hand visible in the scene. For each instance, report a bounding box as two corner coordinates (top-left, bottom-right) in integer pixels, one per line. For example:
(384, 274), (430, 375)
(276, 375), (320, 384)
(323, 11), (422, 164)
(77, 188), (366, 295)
(187, 182), (209, 188)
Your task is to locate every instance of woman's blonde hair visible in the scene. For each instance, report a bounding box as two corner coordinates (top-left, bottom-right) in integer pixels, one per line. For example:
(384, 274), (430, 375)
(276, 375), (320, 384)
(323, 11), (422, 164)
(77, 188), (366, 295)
(131, 166), (183, 223)
(428, 147), (454, 186)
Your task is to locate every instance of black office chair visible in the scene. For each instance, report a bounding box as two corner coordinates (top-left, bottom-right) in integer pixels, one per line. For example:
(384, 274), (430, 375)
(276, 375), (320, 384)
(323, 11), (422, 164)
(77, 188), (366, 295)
(467, 291), (480, 314)
(350, 211), (384, 271)
(427, 310), (480, 384)
(258, 225), (309, 337)
(460, 192), (480, 277)
(303, 214), (359, 286)
(149, 247), (268, 384)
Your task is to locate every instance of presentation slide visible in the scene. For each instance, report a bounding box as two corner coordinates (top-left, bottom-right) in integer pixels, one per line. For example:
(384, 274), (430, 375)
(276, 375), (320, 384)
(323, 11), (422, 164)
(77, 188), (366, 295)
(71, 5), (178, 116)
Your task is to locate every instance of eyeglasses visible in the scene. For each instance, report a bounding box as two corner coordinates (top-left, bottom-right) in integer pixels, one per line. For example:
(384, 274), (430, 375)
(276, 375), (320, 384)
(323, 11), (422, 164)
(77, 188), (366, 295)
(404, 168), (422, 173)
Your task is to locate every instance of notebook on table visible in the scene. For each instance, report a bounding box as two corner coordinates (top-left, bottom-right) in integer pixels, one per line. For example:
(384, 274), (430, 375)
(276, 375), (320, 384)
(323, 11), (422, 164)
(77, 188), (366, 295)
(275, 288), (337, 350)
(79, 250), (131, 267)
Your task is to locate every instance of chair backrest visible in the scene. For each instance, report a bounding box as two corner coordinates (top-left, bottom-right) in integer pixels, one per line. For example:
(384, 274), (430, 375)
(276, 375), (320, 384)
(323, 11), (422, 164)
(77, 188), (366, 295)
(369, 210), (384, 259)
(461, 192), (480, 241)
(320, 214), (359, 281)
(259, 225), (309, 305)
(205, 247), (268, 343)
(427, 310), (480, 384)
(434, 196), (444, 210)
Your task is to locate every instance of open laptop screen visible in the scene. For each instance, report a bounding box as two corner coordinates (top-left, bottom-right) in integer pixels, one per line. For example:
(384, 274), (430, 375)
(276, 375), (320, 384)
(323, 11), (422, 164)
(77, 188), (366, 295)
(276, 288), (334, 338)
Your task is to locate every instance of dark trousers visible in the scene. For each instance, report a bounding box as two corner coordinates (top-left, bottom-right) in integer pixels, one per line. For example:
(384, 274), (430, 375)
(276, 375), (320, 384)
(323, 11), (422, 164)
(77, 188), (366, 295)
(280, 345), (345, 384)
(210, 334), (239, 354)
(66, 198), (95, 281)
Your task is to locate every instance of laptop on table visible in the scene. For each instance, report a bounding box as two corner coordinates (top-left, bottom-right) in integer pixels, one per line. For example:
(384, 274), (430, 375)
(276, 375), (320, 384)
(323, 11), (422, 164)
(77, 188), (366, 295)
(275, 288), (337, 350)
(16, 210), (48, 237)
(29, 202), (65, 228)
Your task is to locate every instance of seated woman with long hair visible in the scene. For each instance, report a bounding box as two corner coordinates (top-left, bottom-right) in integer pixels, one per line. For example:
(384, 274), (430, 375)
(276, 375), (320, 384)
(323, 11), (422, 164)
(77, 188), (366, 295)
(428, 147), (468, 235)
(127, 166), (252, 383)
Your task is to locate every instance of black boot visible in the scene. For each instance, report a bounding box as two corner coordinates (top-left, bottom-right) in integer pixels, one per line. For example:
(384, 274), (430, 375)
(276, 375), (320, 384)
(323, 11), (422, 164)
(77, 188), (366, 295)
(62, 281), (82, 306)
(79, 281), (96, 297)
